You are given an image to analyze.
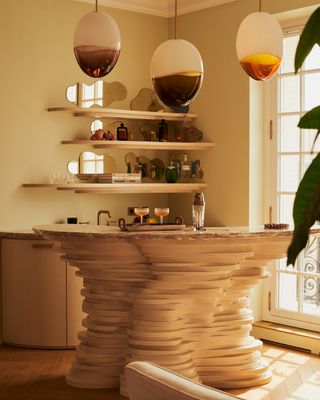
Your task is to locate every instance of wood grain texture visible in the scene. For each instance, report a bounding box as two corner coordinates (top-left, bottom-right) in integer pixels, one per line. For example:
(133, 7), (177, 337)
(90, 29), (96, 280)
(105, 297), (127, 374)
(1, 344), (319, 400)
(46, 234), (291, 393)
(0, 345), (125, 400)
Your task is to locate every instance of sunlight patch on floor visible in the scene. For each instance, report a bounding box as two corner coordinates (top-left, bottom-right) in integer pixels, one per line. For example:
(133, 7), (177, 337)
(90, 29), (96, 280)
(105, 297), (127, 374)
(227, 344), (320, 400)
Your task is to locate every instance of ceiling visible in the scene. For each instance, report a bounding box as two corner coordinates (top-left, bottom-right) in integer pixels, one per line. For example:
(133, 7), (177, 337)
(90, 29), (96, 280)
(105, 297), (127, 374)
(72, 0), (238, 17)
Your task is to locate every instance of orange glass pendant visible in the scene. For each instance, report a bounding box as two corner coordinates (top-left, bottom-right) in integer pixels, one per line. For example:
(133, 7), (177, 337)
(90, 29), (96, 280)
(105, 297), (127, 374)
(236, 12), (283, 81)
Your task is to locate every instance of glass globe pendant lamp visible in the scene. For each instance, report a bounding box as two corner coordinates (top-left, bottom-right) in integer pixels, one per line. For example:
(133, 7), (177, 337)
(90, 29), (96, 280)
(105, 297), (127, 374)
(236, 1), (283, 81)
(150, 0), (203, 109)
(73, 0), (121, 78)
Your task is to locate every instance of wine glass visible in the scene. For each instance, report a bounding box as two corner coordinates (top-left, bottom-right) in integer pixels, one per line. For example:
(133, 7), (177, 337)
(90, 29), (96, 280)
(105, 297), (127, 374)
(134, 207), (149, 224)
(154, 207), (169, 224)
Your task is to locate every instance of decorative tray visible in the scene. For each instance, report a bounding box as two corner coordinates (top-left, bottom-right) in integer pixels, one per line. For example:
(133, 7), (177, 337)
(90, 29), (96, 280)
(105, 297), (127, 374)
(119, 222), (186, 232)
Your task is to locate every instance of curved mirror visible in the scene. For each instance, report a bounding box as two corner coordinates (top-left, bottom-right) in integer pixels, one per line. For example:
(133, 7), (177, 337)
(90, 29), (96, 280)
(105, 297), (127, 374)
(66, 80), (127, 108)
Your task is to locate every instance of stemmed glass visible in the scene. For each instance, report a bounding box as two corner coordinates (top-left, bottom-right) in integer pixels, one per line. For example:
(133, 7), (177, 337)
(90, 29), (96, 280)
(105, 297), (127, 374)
(134, 207), (149, 224)
(154, 207), (170, 224)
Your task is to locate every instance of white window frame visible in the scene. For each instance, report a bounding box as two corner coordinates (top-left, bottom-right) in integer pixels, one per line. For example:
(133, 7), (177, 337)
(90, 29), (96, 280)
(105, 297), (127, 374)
(263, 16), (320, 333)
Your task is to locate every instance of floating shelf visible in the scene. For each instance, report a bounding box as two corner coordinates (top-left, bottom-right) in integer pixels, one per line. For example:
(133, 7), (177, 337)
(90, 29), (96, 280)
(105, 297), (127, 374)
(22, 182), (207, 194)
(61, 140), (214, 151)
(48, 107), (196, 121)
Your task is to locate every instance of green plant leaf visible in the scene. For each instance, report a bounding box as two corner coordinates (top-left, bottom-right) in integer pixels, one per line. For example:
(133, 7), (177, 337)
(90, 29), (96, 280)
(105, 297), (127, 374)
(287, 153), (320, 265)
(292, 153), (320, 227)
(287, 186), (320, 266)
(298, 106), (320, 129)
(295, 7), (320, 73)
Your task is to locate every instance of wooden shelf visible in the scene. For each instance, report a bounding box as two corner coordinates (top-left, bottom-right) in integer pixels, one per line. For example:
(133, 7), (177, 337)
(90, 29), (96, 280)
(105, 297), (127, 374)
(61, 140), (214, 151)
(48, 107), (196, 121)
(22, 182), (207, 194)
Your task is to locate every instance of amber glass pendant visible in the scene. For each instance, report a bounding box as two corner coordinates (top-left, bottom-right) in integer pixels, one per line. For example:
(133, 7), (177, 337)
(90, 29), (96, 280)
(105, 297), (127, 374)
(236, 12), (283, 81)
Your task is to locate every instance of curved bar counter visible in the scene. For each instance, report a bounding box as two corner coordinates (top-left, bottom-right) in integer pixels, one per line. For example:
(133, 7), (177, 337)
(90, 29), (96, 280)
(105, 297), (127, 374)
(33, 224), (296, 394)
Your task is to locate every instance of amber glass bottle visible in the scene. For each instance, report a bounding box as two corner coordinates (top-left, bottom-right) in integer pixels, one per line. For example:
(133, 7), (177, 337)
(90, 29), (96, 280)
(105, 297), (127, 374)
(116, 122), (128, 141)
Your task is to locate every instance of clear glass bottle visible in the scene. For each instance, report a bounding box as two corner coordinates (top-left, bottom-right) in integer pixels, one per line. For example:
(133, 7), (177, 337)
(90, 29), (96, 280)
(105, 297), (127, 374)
(192, 192), (205, 230)
(181, 154), (190, 182)
(133, 157), (142, 175)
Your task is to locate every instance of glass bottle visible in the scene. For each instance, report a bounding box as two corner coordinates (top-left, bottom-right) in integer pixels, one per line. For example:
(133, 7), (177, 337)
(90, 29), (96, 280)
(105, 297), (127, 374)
(192, 192), (205, 230)
(165, 161), (178, 183)
(133, 157), (142, 175)
(158, 119), (168, 142)
(117, 122), (128, 141)
(180, 154), (190, 182)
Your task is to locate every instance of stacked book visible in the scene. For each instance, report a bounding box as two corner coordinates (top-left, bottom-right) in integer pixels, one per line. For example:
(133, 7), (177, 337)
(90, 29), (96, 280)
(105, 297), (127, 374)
(97, 173), (141, 183)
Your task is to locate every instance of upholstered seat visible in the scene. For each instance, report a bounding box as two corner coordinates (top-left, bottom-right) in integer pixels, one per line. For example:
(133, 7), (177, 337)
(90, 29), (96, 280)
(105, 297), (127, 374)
(125, 362), (242, 400)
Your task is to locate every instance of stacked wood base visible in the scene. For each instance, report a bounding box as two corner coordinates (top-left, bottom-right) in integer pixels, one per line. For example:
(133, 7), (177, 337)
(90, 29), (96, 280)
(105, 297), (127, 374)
(55, 235), (290, 393)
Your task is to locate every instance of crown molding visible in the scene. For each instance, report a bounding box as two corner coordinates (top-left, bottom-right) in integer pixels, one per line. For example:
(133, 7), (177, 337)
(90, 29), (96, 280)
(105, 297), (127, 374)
(72, 0), (237, 17)
(169, 0), (237, 16)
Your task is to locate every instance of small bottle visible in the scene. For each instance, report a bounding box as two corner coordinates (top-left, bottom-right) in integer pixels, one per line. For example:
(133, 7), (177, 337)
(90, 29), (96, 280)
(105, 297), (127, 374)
(133, 157), (142, 175)
(149, 131), (157, 141)
(158, 119), (168, 142)
(180, 154), (190, 182)
(165, 161), (178, 183)
(150, 164), (157, 180)
(117, 122), (128, 141)
(192, 192), (205, 230)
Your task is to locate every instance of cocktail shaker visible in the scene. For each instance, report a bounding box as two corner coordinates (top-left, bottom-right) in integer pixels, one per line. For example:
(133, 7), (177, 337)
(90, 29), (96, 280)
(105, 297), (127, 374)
(192, 192), (205, 230)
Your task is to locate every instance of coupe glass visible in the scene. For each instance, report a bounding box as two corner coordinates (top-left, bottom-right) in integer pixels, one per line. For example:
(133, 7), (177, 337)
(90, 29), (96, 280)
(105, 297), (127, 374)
(154, 207), (169, 224)
(134, 207), (149, 224)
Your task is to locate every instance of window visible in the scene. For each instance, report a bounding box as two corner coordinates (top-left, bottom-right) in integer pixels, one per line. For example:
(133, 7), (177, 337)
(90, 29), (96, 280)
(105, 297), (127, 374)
(263, 22), (320, 331)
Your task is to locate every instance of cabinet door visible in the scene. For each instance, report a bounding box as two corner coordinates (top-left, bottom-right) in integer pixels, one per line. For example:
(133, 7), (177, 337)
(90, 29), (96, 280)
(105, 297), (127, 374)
(66, 264), (85, 346)
(2, 239), (67, 347)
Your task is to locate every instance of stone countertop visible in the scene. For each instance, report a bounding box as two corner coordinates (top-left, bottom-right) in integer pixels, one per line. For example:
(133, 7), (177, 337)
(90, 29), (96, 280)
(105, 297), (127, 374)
(32, 224), (306, 242)
(0, 229), (42, 240)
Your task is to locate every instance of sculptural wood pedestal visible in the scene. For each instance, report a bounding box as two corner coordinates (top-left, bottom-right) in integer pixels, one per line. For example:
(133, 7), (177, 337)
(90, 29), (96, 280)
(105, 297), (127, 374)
(33, 225), (293, 395)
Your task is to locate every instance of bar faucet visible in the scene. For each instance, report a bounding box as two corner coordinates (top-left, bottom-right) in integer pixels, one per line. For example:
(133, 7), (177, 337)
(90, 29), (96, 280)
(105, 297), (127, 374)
(97, 210), (111, 225)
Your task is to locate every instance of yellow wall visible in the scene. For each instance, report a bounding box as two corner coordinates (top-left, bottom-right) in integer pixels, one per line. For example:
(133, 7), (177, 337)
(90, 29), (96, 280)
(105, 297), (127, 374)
(0, 0), (169, 229)
(1, 0), (318, 229)
(171, 0), (319, 228)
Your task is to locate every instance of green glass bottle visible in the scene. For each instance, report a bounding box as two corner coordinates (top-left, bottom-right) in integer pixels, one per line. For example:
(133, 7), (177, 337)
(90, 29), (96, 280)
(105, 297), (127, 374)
(165, 161), (178, 183)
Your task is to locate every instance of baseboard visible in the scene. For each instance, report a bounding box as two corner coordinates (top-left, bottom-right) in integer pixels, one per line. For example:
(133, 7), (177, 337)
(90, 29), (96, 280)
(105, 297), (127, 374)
(252, 320), (320, 355)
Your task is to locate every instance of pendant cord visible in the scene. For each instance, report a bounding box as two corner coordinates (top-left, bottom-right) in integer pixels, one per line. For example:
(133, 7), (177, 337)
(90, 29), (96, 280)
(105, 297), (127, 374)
(259, 0), (261, 12)
(175, 0), (177, 39)
(95, 0), (98, 12)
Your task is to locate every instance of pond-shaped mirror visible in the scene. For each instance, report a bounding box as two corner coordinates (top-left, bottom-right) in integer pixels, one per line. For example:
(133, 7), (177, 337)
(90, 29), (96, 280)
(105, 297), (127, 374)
(67, 152), (119, 178)
(125, 152), (164, 181)
(130, 88), (163, 112)
(66, 80), (127, 108)
(67, 160), (79, 175)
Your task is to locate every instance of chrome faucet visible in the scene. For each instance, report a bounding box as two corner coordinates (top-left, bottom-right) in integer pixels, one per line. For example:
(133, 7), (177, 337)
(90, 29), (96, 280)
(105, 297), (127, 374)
(97, 210), (111, 225)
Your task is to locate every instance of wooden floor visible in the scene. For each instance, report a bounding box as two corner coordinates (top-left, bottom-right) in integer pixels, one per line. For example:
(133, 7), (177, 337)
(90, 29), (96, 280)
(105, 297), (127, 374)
(0, 345), (125, 400)
(0, 343), (319, 400)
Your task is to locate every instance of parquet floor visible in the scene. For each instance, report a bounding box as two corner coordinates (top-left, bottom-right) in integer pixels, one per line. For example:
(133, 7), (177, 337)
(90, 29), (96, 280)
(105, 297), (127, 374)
(0, 345), (125, 400)
(0, 343), (319, 400)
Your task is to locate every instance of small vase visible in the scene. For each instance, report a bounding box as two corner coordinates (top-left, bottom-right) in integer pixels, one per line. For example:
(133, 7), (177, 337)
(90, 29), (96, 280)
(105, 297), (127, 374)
(165, 164), (178, 183)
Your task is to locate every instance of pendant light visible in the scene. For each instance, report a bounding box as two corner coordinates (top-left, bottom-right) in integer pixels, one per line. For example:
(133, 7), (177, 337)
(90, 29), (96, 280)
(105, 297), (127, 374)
(236, 0), (283, 81)
(151, 0), (203, 109)
(73, 0), (121, 78)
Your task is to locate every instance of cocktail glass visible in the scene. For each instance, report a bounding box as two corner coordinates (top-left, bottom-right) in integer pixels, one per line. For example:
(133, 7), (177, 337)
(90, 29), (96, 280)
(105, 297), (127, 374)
(134, 207), (149, 224)
(154, 207), (170, 224)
